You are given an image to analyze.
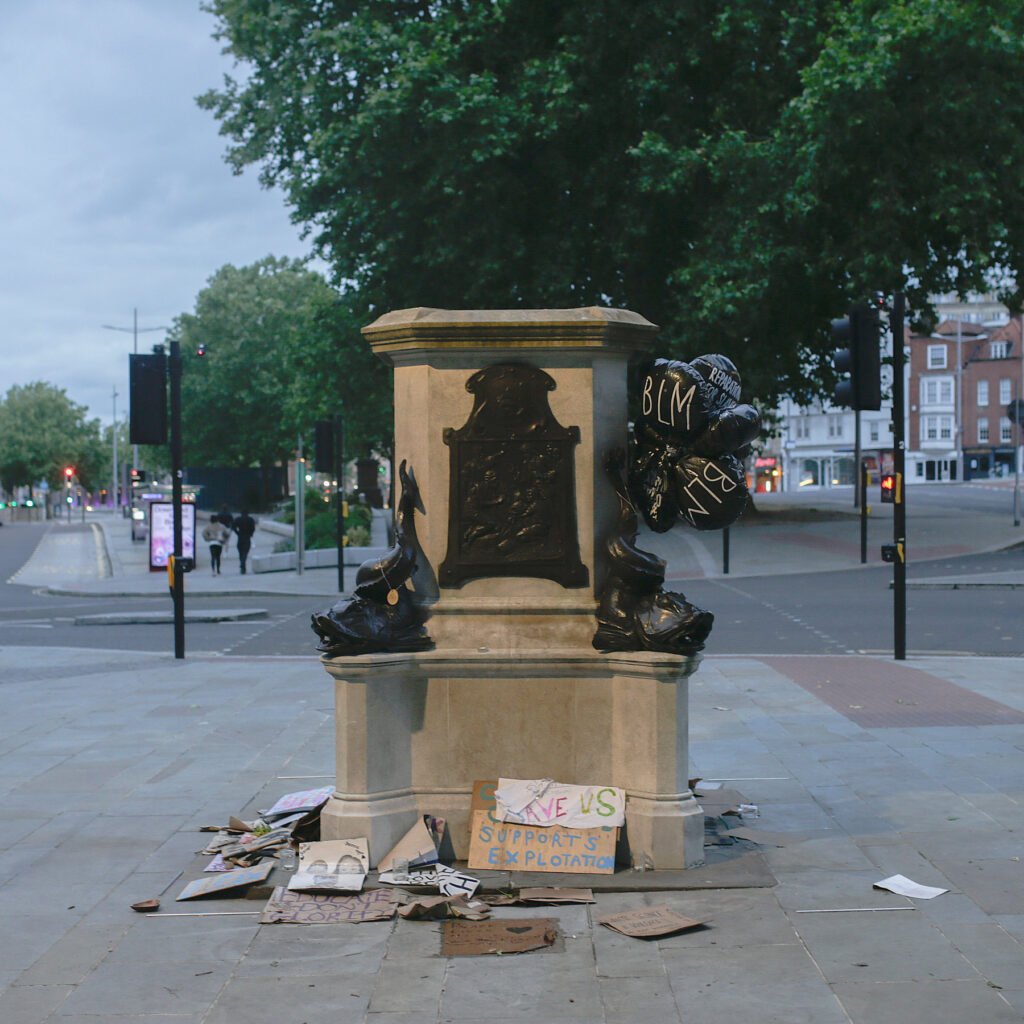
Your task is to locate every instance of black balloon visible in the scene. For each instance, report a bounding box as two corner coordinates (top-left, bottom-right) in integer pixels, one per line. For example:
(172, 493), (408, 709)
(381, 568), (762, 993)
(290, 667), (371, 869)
(631, 354), (759, 534)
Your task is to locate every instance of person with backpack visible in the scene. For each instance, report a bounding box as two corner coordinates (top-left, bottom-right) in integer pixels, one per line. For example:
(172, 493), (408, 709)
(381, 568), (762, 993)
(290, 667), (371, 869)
(231, 508), (257, 574)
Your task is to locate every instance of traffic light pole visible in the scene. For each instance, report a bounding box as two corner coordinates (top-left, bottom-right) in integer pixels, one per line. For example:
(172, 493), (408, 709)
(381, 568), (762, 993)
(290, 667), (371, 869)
(890, 293), (907, 661)
(335, 413), (345, 593)
(169, 340), (185, 660)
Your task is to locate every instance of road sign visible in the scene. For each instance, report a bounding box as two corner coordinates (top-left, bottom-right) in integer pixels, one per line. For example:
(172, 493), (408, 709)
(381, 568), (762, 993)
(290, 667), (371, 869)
(1007, 398), (1024, 425)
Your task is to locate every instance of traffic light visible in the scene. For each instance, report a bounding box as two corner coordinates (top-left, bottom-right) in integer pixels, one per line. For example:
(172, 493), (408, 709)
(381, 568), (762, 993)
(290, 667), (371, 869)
(314, 419), (334, 473)
(832, 303), (882, 411)
(129, 351), (168, 444)
(64, 466), (74, 480)
(129, 468), (147, 484)
(880, 472), (897, 503)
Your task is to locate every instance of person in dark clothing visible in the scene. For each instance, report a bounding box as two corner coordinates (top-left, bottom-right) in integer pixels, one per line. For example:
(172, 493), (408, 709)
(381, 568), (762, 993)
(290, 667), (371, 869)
(231, 508), (256, 573)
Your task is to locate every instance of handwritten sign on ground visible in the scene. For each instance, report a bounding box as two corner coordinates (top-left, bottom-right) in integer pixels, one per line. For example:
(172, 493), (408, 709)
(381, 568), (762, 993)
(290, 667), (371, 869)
(440, 918), (559, 956)
(287, 838), (369, 893)
(598, 904), (706, 938)
(260, 886), (403, 924)
(264, 785), (334, 820)
(377, 817), (439, 872)
(495, 778), (626, 828)
(176, 861), (273, 901)
(470, 780), (500, 822)
(436, 865), (480, 898)
(467, 810), (616, 874)
(519, 887), (595, 904)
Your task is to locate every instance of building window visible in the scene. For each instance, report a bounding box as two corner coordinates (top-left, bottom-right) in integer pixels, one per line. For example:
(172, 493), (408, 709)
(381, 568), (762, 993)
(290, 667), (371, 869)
(920, 415), (954, 442)
(920, 376), (954, 405)
(827, 414), (842, 438)
(869, 421), (879, 442)
(999, 379), (1011, 405)
(927, 345), (947, 368)
(977, 380), (989, 406)
(990, 341), (1009, 359)
(978, 418), (989, 442)
(1001, 418), (1013, 443)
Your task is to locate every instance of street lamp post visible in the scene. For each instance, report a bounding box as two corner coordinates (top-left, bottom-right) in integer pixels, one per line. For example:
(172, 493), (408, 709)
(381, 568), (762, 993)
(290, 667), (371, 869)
(111, 386), (118, 514)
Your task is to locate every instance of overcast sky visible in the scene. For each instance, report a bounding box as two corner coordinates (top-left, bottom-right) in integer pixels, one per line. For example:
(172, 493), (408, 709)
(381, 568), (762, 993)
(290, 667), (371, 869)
(0, 1), (320, 426)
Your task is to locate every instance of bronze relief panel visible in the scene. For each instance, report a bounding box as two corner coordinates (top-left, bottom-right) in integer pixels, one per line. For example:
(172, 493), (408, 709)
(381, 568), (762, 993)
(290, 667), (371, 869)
(439, 362), (588, 589)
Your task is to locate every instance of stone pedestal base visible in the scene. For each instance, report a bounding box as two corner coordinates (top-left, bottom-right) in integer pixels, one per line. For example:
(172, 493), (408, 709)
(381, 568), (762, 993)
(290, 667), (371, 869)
(320, 649), (704, 870)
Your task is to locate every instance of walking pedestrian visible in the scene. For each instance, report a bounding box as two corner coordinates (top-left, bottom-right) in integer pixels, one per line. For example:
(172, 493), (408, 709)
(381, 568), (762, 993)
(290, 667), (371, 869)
(202, 517), (230, 575)
(231, 508), (256, 574)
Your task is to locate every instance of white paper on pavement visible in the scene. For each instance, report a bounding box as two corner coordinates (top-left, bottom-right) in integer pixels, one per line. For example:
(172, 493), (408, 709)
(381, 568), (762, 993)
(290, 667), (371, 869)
(494, 778), (627, 828)
(873, 874), (948, 900)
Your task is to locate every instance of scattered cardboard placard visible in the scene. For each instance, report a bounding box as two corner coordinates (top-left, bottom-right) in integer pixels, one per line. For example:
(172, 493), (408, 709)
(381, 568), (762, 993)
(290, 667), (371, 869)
(377, 867), (439, 887)
(440, 918), (559, 956)
(436, 865), (480, 898)
(518, 887), (595, 904)
(260, 886), (404, 924)
(398, 894), (490, 921)
(263, 785), (334, 821)
(287, 838), (369, 893)
(597, 904), (706, 938)
(177, 862), (273, 901)
(485, 887), (595, 906)
(495, 778), (627, 828)
(377, 817), (440, 873)
(467, 810), (616, 874)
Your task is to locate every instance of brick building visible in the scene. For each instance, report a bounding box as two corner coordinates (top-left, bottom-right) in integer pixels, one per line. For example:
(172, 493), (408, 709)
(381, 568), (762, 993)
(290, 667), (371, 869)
(960, 316), (1023, 480)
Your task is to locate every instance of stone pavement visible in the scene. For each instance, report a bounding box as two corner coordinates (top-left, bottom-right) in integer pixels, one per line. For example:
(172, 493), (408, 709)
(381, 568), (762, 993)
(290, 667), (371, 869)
(0, 644), (1023, 1022)
(1, 488), (1023, 1021)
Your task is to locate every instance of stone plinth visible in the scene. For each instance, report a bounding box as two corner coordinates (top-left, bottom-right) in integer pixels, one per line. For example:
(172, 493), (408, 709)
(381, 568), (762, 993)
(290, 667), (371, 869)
(319, 308), (705, 871)
(320, 649), (704, 869)
(361, 307), (657, 651)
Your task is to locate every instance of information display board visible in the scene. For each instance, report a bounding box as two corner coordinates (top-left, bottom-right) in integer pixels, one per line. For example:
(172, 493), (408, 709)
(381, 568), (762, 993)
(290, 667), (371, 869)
(149, 501), (195, 572)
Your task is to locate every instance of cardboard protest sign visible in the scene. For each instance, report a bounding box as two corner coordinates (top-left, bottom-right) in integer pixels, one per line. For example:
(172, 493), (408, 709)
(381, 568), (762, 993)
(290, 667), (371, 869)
(518, 887), (595, 904)
(263, 786), (334, 821)
(436, 865), (480, 898)
(176, 861), (273, 901)
(377, 817), (439, 872)
(377, 867), (439, 887)
(440, 917), (559, 956)
(495, 778), (626, 828)
(467, 810), (616, 874)
(287, 838), (369, 893)
(260, 886), (402, 924)
(469, 780), (500, 823)
(597, 904), (706, 938)
(398, 894), (490, 921)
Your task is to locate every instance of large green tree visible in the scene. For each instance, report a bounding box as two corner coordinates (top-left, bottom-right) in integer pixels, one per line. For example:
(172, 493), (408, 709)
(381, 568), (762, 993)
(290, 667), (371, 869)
(199, 0), (1024, 404)
(174, 256), (391, 486)
(0, 382), (106, 495)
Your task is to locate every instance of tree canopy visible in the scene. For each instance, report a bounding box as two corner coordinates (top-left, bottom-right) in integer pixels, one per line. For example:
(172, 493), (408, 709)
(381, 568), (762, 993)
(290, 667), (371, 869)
(0, 382), (106, 494)
(200, 0), (1024, 404)
(173, 256), (392, 470)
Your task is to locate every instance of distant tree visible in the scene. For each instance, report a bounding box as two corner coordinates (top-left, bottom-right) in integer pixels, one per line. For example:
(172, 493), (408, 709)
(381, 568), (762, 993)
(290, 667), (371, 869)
(0, 382), (105, 496)
(283, 293), (394, 460)
(173, 256), (391, 504)
(200, 0), (1024, 405)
